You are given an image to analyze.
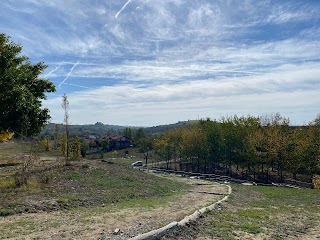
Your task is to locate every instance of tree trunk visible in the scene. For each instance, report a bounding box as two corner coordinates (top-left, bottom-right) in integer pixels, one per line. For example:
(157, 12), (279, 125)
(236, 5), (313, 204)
(197, 158), (200, 173)
(204, 158), (207, 174)
(145, 154), (148, 166)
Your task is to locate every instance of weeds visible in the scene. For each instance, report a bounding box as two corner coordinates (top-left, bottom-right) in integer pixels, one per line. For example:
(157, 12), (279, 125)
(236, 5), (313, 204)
(0, 177), (15, 190)
(0, 208), (15, 216)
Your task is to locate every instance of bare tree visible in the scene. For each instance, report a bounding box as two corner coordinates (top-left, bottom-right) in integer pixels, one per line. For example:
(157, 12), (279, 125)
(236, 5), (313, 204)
(61, 94), (70, 166)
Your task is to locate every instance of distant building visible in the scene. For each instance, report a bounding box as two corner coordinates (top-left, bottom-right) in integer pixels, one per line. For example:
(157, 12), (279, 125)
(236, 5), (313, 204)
(108, 136), (132, 150)
(87, 135), (96, 145)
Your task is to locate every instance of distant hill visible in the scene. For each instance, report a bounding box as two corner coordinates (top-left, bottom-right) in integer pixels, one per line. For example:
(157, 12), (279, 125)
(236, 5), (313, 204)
(143, 120), (199, 135)
(41, 122), (127, 138)
(41, 120), (198, 138)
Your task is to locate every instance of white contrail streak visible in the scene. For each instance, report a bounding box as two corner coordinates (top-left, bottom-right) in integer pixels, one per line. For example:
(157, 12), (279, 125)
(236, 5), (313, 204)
(52, 80), (91, 89)
(44, 62), (64, 78)
(115, 0), (132, 18)
(64, 83), (91, 89)
(58, 60), (79, 88)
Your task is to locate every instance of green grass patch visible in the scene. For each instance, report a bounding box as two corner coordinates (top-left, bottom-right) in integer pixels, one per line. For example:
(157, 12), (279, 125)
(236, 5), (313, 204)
(66, 172), (81, 180)
(240, 223), (261, 234)
(57, 194), (78, 208)
(0, 208), (15, 216)
(0, 177), (15, 190)
(188, 184), (320, 240)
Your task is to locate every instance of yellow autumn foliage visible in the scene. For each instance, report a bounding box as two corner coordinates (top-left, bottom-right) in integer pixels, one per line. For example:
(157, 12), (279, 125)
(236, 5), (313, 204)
(0, 130), (14, 141)
(313, 175), (320, 189)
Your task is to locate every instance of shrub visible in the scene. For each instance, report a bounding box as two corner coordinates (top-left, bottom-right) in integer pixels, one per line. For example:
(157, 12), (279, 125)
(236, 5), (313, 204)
(0, 209), (15, 217)
(41, 138), (51, 151)
(0, 130), (14, 141)
(313, 175), (320, 189)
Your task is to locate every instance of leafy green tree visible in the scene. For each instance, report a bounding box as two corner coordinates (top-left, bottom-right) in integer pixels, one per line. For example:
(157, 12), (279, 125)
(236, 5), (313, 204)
(0, 33), (56, 136)
(80, 138), (89, 157)
(200, 119), (225, 173)
(154, 137), (172, 169)
(235, 116), (261, 179)
(288, 127), (308, 179)
(303, 126), (320, 176)
(180, 126), (206, 172)
(261, 114), (290, 182)
(163, 128), (183, 170)
(138, 137), (153, 165)
(123, 127), (132, 139)
(135, 128), (146, 143)
(220, 116), (249, 175)
(101, 138), (110, 152)
(245, 126), (269, 179)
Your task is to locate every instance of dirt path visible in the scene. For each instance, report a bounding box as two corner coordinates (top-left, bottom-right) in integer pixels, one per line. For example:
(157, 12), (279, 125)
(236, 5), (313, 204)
(0, 175), (229, 240)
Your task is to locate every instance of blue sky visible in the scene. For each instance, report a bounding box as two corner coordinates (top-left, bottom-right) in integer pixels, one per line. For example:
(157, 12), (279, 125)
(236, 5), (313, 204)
(1, 0), (319, 126)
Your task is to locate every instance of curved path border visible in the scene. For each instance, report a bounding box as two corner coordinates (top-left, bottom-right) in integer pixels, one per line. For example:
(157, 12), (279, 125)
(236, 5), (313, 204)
(129, 183), (232, 240)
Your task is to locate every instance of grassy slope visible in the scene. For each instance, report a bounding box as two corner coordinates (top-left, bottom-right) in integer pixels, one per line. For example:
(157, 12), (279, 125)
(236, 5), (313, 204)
(0, 140), (191, 238)
(0, 160), (189, 216)
(164, 184), (320, 240)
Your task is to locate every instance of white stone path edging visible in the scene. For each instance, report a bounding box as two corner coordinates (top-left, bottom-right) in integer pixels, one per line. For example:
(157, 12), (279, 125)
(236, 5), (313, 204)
(129, 183), (232, 240)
